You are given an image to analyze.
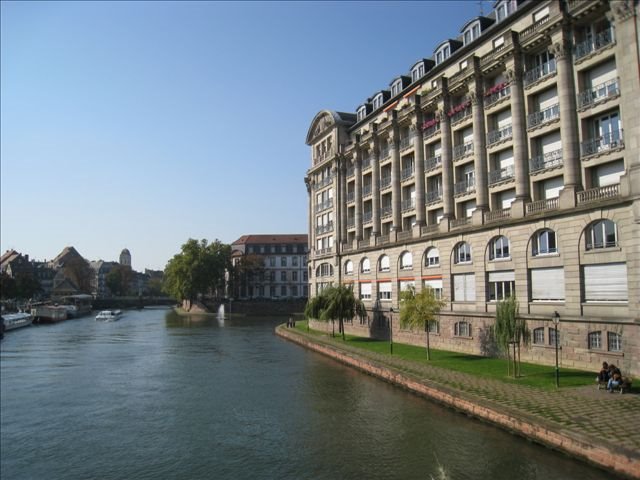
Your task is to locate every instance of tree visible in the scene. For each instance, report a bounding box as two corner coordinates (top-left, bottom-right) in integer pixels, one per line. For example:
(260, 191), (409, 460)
(304, 284), (366, 340)
(230, 254), (265, 299)
(63, 256), (93, 293)
(0, 272), (16, 300)
(163, 238), (231, 303)
(14, 273), (42, 299)
(493, 296), (530, 377)
(399, 285), (445, 360)
(106, 265), (133, 297)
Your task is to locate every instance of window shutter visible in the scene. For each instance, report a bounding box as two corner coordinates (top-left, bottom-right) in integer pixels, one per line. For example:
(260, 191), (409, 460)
(531, 267), (565, 300)
(360, 283), (372, 296)
(454, 273), (475, 301)
(584, 263), (627, 301)
(423, 279), (443, 290)
(379, 281), (392, 293)
(488, 270), (515, 282)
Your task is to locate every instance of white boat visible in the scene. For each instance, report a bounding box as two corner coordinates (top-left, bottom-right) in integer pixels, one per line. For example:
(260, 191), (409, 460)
(1, 312), (34, 331)
(95, 310), (123, 321)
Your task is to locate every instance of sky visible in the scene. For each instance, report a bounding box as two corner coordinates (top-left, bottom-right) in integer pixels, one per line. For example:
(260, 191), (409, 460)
(1, 0), (482, 271)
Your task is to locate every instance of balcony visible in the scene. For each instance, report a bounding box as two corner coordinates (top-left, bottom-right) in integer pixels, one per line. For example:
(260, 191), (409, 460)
(363, 184), (372, 197)
(401, 166), (415, 181)
(401, 198), (416, 212)
(314, 175), (334, 190)
(581, 130), (624, 157)
(486, 124), (513, 146)
(347, 218), (355, 228)
(488, 165), (515, 185)
(577, 78), (620, 109)
(362, 212), (373, 224)
(380, 145), (391, 161)
(362, 155), (372, 170)
(425, 190), (442, 204)
(451, 217), (470, 228)
(381, 205), (393, 218)
(527, 103), (559, 129)
(484, 84), (510, 108)
(574, 28), (615, 62)
(485, 208), (511, 223)
(314, 148), (335, 165)
(423, 122), (441, 138)
(453, 141), (474, 160)
(576, 184), (619, 205)
(315, 247), (333, 256)
(400, 136), (414, 151)
(425, 155), (442, 171)
(315, 198), (334, 212)
(523, 59), (556, 86)
(346, 167), (354, 178)
(526, 197), (559, 215)
(529, 149), (563, 172)
(346, 192), (355, 203)
(380, 175), (392, 190)
(454, 178), (475, 195)
(315, 222), (334, 235)
(448, 100), (472, 124)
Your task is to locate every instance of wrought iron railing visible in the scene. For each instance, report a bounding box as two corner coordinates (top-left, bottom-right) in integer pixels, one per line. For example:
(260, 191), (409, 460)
(425, 155), (442, 171)
(381, 206), (393, 218)
(362, 155), (372, 170)
(346, 192), (355, 203)
(362, 212), (373, 224)
(487, 124), (513, 145)
(346, 167), (354, 178)
(450, 106), (472, 123)
(380, 145), (391, 160)
(577, 78), (620, 109)
(527, 103), (559, 128)
(523, 59), (556, 86)
(425, 190), (443, 204)
(315, 175), (333, 190)
(401, 166), (415, 181)
(401, 198), (416, 211)
(453, 141), (474, 159)
(581, 130), (624, 157)
(488, 165), (515, 184)
(484, 85), (510, 108)
(529, 149), (563, 172)
(315, 198), (333, 212)
(423, 123), (441, 138)
(399, 136), (415, 151)
(574, 28), (615, 61)
(362, 184), (372, 197)
(315, 222), (334, 235)
(380, 175), (392, 189)
(454, 178), (475, 195)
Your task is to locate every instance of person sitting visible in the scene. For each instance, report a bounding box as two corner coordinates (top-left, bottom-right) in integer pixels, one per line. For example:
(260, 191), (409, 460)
(607, 364), (622, 392)
(596, 362), (609, 388)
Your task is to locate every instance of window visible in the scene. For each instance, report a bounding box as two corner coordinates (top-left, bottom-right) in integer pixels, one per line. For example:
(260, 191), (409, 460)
(316, 263), (333, 277)
(281, 271), (287, 282)
(281, 257), (287, 267)
(426, 248), (440, 267)
(487, 271), (515, 301)
(344, 260), (354, 275)
(490, 236), (510, 260)
(269, 257), (276, 267)
(400, 251), (413, 270)
(361, 257), (371, 274)
(378, 281), (392, 301)
(292, 271), (298, 281)
(583, 263), (628, 302)
(427, 320), (440, 334)
(530, 268), (565, 301)
(303, 271), (308, 282)
(463, 20), (481, 45)
(357, 106), (367, 121)
(379, 255), (390, 272)
(399, 280), (415, 292)
(585, 219), (617, 250)
(532, 229), (557, 256)
(453, 273), (475, 301)
(533, 6), (549, 22)
(435, 43), (451, 65)
(270, 286), (276, 297)
(549, 327), (560, 346)
(423, 278), (443, 299)
(281, 286), (287, 296)
(454, 321), (471, 337)
(588, 331), (602, 350)
(454, 242), (472, 264)
(608, 332), (622, 352)
(411, 63), (425, 82)
(292, 257), (298, 267)
(270, 271), (276, 282)
(373, 94), (384, 110)
(533, 327), (545, 345)
(291, 285), (298, 297)
(360, 282), (372, 300)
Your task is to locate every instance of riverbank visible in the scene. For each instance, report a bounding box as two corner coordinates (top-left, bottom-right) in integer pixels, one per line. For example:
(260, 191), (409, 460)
(276, 324), (640, 479)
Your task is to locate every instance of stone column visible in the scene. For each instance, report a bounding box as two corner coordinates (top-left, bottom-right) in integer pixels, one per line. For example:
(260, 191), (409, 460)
(371, 131), (381, 237)
(390, 113), (402, 231)
(305, 176), (315, 255)
(354, 148), (363, 242)
(550, 31), (581, 208)
(331, 163), (339, 251)
(413, 102), (426, 227)
(440, 100), (455, 220)
(471, 77), (489, 214)
(506, 59), (530, 218)
(339, 156), (348, 249)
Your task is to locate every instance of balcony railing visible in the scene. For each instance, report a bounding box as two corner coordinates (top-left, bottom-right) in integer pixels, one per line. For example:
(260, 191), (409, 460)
(380, 145), (391, 160)
(362, 212), (373, 224)
(381, 205), (393, 218)
(484, 85), (510, 108)
(362, 155), (372, 170)
(346, 167), (354, 178)
(400, 136), (415, 151)
(315, 222), (334, 235)
(576, 184), (619, 204)
(377, 235), (390, 246)
(486, 208), (511, 223)
(526, 197), (559, 215)
(380, 175), (392, 189)
(423, 123), (441, 138)
(401, 166), (415, 181)
(487, 124), (513, 145)
(581, 129), (624, 157)
(362, 184), (372, 197)
(315, 198), (333, 212)
(523, 59), (556, 86)
(346, 192), (355, 203)
(453, 141), (474, 159)
(315, 247), (333, 256)
(574, 28), (615, 61)
(315, 175), (333, 190)
(451, 217), (470, 228)
(577, 78), (620, 109)
(454, 178), (475, 195)
(450, 106), (472, 123)
(527, 103), (559, 128)
(398, 230), (413, 241)
(358, 238), (370, 248)
(425, 190), (443, 204)
(314, 148), (335, 165)
(425, 155), (442, 171)
(422, 224), (439, 235)
(488, 165), (515, 185)
(529, 148), (563, 172)
(401, 198), (416, 211)
(347, 218), (355, 228)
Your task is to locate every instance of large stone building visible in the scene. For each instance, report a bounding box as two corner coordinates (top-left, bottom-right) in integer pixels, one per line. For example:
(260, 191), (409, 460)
(230, 234), (309, 299)
(305, 0), (639, 376)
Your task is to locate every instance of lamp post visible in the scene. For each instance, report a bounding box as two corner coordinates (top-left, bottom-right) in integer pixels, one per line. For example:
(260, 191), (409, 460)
(552, 310), (560, 388)
(389, 307), (394, 355)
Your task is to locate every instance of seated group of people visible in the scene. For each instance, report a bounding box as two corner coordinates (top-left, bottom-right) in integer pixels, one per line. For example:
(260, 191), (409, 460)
(596, 362), (630, 393)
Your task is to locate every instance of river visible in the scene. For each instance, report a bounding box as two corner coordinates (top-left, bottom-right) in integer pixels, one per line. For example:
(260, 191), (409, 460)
(1, 308), (615, 479)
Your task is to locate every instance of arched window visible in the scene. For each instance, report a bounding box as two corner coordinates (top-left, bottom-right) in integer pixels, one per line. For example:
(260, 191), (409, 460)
(585, 219), (617, 250)
(425, 247), (440, 267)
(344, 260), (353, 275)
(532, 229), (557, 256)
(316, 263), (333, 277)
(489, 235), (510, 260)
(400, 251), (413, 270)
(357, 106), (367, 122)
(454, 242), (472, 264)
(379, 255), (390, 272)
(361, 257), (371, 274)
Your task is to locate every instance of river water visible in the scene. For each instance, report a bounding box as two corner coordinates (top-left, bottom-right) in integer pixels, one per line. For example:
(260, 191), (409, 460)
(1, 308), (615, 480)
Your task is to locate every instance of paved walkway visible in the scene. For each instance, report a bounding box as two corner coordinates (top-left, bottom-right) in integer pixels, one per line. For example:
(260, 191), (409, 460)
(277, 326), (640, 479)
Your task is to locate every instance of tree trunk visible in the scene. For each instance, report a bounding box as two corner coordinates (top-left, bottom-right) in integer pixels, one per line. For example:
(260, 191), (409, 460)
(426, 323), (431, 360)
(331, 319), (335, 337)
(512, 342), (517, 378)
(341, 318), (345, 341)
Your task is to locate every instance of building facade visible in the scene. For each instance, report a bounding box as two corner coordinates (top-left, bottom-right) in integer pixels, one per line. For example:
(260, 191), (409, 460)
(305, 0), (640, 376)
(230, 234), (309, 300)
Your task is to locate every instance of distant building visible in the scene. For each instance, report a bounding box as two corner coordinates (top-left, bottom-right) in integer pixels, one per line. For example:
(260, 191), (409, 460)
(230, 234), (308, 299)
(0, 250), (32, 278)
(119, 248), (131, 268)
(89, 260), (119, 298)
(49, 246), (92, 297)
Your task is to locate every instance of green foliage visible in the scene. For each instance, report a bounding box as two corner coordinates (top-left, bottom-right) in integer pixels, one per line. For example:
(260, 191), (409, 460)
(494, 296), (529, 377)
(162, 238), (231, 302)
(304, 284), (366, 340)
(399, 286), (445, 359)
(106, 265), (133, 297)
(0, 272), (41, 300)
(229, 253), (265, 298)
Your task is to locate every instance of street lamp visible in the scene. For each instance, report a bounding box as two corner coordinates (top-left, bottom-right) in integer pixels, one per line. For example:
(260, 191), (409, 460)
(389, 307), (394, 355)
(552, 310), (560, 388)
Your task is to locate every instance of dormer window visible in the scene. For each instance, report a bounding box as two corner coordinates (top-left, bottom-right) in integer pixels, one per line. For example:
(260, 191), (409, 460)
(412, 64), (425, 83)
(496, 0), (517, 22)
(357, 106), (367, 122)
(372, 94), (384, 110)
(463, 20), (482, 45)
(391, 80), (402, 97)
(435, 43), (451, 65)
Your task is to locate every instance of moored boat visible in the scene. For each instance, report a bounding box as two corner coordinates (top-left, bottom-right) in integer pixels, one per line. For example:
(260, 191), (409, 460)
(95, 310), (123, 321)
(59, 294), (93, 318)
(31, 305), (68, 324)
(1, 312), (34, 331)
